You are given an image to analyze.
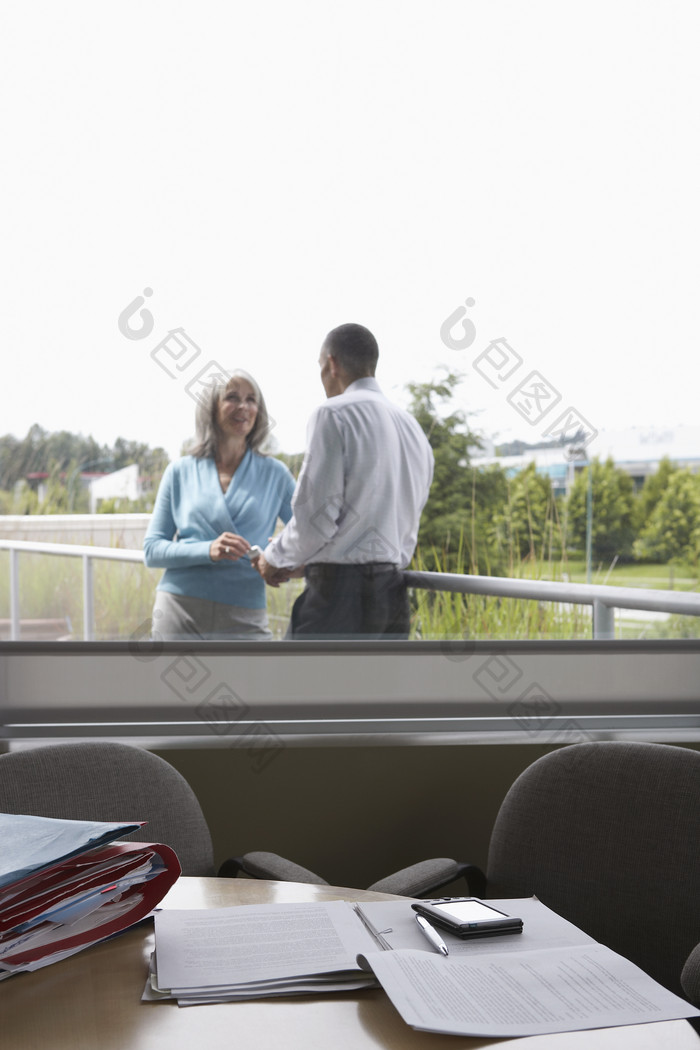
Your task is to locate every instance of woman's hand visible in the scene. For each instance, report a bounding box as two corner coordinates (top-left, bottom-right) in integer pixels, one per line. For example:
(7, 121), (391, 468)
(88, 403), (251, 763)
(255, 553), (302, 587)
(210, 532), (250, 562)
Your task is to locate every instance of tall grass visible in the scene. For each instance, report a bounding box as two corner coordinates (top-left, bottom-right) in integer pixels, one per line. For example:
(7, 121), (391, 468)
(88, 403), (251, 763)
(93, 559), (164, 640)
(0, 551), (161, 640)
(409, 545), (591, 640)
(0, 551), (84, 628)
(0, 550), (305, 641)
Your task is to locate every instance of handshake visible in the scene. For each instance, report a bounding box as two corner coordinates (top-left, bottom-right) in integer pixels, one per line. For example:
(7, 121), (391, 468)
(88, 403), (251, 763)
(210, 534), (302, 586)
(249, 545), (303, 588)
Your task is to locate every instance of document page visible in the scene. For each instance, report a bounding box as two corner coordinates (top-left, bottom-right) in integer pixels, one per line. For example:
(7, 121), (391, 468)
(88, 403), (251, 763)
(154, 901), (379, 993)
(359, 944), (700, 1037)
(0, 813), (143, 890)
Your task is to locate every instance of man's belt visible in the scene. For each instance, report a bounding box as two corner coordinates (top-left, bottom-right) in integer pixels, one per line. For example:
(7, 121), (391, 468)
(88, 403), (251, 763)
(305, 562), (398, 577)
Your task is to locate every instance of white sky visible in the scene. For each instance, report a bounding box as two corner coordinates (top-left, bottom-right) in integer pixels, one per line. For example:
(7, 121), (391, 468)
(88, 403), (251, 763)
(1, 0), (698, 463)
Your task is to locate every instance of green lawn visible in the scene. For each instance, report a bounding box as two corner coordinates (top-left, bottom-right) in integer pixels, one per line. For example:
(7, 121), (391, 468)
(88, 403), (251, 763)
(552, 559), (698, 592)
(553, 559), (700, 640)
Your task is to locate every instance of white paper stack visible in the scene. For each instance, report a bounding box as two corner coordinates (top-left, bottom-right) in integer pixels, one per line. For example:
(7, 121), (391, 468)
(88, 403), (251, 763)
(147, 900), (380, 1005)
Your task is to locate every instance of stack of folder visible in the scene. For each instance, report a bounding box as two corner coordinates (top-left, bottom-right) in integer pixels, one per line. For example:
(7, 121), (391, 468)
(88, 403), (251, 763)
(0, 812), (180, 978)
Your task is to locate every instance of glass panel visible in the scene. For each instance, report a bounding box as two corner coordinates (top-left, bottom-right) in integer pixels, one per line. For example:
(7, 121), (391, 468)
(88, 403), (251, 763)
(1, 7), (699, 644)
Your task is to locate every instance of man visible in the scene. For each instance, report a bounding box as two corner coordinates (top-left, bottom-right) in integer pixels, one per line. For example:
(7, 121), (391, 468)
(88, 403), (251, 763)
(256, 323), (434, 638)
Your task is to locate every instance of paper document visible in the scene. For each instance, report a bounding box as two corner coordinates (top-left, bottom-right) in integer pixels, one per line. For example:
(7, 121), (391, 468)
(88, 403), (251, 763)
(148, 894), (700, 1033)
(358, 921), (700, 1037)
(0, 812), (143, 889)
(151, 901), (380, 1004)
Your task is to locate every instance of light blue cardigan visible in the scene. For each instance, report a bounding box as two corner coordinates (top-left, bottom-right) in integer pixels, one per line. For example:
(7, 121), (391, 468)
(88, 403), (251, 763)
(143, 452), (295, 609)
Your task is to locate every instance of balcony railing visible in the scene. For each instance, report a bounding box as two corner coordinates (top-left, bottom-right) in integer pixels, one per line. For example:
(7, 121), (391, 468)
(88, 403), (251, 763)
(2, 538), (700, 641)
(404, 570), (700, 639)
(0, 540), (144, 641)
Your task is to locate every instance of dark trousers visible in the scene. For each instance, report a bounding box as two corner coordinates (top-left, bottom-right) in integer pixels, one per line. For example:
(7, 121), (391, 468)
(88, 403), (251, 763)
(287, 563), (410, 639)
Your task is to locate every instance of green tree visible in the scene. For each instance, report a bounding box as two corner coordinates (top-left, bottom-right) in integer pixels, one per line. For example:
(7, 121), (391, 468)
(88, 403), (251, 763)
(0, 434), (21, 490)
(6, 480), (39, 515)
(0, 424), (48, 489)
(275, 450), (305, 478)
(111, 437), (169, 479)
(566, 457), (636, 562)
(494, 463), (562, 564)
(110, 437), (170, 504)
(40, 461), (81, 514)
(633, 469), (700, 565)
(0, 425), (170, 513)
(406, 370), (507, 572)
(0, 425), (108, 492)
(634, 456), (677, 533)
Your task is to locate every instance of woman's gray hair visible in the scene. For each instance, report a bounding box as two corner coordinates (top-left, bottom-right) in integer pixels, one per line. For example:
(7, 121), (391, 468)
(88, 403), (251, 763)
(187, 370), (273, 458)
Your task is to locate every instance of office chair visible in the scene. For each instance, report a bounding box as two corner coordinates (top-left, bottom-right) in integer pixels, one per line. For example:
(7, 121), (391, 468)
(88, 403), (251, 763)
(221, 851), (475, 897)
(682, 945), (700, 1007)
(390, 741), (698, 1001)
(0, 741), (216, 876)
(477, 741), (700, 1000)
(233, 741), (700, 1002)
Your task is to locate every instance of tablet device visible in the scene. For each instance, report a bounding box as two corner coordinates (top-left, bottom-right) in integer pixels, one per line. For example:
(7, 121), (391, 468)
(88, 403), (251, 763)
(412, 897), (523, 938)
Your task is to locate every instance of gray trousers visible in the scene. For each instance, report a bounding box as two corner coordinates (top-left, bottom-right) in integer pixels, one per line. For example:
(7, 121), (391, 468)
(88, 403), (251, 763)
(152, 590), (273, 641)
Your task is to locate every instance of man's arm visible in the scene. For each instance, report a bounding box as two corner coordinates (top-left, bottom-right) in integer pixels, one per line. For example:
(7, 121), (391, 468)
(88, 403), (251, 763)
(263, 406), (345, 571)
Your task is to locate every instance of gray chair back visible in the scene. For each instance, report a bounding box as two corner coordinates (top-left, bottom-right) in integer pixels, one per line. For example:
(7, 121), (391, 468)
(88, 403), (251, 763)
(486, 741), (700, 997)
(0, 742), (215, 876)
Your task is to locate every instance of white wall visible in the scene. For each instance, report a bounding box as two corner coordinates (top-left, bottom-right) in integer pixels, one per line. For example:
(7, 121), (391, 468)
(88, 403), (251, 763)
(0, 514), (151, 547)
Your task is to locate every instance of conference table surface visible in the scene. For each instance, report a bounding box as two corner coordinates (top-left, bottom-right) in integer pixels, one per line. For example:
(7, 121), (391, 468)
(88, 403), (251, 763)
(3, 877), (699, 1050)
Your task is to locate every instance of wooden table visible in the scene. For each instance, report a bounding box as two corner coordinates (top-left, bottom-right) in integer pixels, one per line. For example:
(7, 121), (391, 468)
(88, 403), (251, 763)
(3, 878), (699, 1049)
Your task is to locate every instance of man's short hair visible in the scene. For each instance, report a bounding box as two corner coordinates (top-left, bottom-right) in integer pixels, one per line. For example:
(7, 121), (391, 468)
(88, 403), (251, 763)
(323, 323), (379, 379)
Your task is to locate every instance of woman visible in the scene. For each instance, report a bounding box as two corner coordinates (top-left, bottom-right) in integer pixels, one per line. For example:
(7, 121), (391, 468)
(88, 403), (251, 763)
(143, 370), (295, 639)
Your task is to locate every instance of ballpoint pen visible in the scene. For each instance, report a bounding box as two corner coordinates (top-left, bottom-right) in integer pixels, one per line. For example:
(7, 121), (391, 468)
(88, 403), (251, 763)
(415, 914), (449, 956)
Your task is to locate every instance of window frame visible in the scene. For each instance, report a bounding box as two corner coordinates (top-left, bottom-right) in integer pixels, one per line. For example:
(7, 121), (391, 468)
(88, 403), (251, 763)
(1, 639), (699, 747)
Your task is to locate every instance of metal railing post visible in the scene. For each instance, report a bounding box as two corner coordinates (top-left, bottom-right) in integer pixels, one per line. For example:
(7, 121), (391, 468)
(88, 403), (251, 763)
(10, 549), (20, 641)
(83, 554), (95, 641)
(593, 600), (615, 640)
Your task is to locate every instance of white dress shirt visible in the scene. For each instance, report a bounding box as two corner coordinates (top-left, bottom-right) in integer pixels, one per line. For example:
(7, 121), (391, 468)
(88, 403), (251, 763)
(264, 377), (434, 569)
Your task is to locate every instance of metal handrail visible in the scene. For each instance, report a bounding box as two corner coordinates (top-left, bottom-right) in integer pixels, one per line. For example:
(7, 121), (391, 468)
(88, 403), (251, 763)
(0, 539), (144, 641)
(1, 538), (699, 641)
(404, 571), (700, 638)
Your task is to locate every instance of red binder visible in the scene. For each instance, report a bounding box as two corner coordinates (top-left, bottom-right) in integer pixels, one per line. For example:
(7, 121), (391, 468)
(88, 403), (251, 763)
(0, 814), (181, 977)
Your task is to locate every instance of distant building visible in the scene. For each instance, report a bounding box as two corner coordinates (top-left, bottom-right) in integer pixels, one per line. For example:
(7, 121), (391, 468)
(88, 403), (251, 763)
(88, 464), (141, 512)
(472, 425), (700, 496)
(24, 471), (109, 505)
(23, 464), (143, 510)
